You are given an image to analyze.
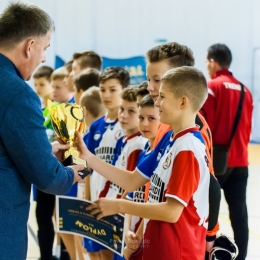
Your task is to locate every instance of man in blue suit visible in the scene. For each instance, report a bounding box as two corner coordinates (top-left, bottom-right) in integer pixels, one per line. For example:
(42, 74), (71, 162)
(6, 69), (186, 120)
(0, 3), (84, 259)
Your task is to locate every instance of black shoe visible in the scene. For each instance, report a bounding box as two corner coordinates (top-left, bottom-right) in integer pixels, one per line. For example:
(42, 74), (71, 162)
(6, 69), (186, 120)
(38, 257), (59, 260)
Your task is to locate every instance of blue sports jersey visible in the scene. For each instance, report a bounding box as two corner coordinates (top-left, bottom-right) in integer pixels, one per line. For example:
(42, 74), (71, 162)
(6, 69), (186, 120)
(86, 116), (125, 201)
(83, 116), (125, 253)
(86, 116), (125, 164)
(136, 130), (174, 182)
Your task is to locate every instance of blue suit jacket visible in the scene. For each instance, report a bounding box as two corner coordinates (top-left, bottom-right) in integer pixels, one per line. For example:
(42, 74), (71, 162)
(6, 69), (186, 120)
(0, 53), (74, 259)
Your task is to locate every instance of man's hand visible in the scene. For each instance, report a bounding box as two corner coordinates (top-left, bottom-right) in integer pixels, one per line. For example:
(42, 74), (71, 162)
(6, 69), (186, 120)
(68, 164), (85, 184)
(51, 141), (69, 161)
(86, 198), (121, 220)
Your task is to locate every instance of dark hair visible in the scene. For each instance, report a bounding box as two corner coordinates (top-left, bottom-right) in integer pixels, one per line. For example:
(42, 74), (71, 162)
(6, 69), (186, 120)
(74, 68), (100, 92)
(121, 86), (138, 102)
(0, 2), (54, 49)
(136, 81), (149, 97)
(73, 51), (102, 71)
(99, 67), (130, 89)
(207, 44), (232, 68)
(161, 67), (208, 111)
(33, 66), (54, 81)
(64, 60), (73, 73)
(146, 42), (195, 68)
(139, 94), (154, 108)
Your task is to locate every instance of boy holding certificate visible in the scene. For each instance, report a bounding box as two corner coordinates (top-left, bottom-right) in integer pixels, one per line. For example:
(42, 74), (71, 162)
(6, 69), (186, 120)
(76, 67), (211, 260)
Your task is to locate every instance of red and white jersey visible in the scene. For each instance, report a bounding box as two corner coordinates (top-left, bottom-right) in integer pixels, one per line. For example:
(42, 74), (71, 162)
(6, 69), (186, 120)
(200, 69), (253, 167)
(106, 132), (146, 198)
(137, 127), (210, 260)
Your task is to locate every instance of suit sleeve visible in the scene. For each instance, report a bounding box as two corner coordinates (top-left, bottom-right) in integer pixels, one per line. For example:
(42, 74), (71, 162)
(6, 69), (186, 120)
(1, 88), (74, 194)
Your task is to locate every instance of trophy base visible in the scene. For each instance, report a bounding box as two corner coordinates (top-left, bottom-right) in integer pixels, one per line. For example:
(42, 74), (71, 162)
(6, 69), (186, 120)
(62, 155), (90, 179)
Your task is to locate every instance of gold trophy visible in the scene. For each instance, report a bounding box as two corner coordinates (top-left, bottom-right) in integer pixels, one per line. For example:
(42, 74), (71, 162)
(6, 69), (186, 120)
(48, 100), (90, 179)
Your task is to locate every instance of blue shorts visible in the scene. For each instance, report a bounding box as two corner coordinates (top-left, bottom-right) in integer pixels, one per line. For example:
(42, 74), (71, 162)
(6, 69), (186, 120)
(32, 183), (77, 200)
(113, 253), (124, 260)
(83, 237), (107, 252)
(65, 183), (78, 197)
(32, 185), (37, 201)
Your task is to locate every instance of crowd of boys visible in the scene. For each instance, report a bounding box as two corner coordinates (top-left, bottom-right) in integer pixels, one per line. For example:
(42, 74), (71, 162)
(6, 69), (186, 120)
(31, 41), (252, 260)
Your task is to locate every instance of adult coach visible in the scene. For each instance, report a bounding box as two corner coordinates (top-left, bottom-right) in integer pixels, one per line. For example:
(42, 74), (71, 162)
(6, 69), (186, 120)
(0, 3), (83, 259)
(201, 44), (253, 260)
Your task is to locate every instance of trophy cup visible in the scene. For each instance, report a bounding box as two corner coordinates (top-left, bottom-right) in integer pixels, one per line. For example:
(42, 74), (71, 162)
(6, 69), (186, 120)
(48, 100), (90, 179)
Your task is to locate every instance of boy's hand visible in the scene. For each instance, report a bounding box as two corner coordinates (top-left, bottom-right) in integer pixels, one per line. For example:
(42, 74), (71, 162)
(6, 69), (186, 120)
(51, 141), (70, 161)
(123, 246), (137, 260)
(75, 132), (91, 161)
(125, 230), (141, 250)
(86, 198), (120, 220)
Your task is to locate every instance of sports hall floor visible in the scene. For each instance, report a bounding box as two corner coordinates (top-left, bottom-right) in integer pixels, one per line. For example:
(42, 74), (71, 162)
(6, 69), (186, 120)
(26, 144), (260, 260)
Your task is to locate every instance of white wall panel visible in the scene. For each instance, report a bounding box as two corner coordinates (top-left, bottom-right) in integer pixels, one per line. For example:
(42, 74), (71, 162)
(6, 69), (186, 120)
(1, 0), (260, 141)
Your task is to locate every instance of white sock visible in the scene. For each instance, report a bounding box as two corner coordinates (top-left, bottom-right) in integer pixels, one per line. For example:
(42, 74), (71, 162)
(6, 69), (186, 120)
(54, 245), (61, 258)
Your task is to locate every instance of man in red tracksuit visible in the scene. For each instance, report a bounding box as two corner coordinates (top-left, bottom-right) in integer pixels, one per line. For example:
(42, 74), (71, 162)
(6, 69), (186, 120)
(200, 43), (253, 260)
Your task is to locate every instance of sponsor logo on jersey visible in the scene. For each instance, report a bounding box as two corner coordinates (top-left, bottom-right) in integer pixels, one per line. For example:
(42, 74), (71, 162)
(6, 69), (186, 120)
(105, 124), (114, 131)
(148, 173), (165, 203)
(115, 130), (125, 140)
(133, 188), (145, 203)
(95, 146), (115, 164)
(94, 131), (101, 140)
(121, 153), (126, 167)
(109, 183), (123, 195)
(162, 152), (172, 169)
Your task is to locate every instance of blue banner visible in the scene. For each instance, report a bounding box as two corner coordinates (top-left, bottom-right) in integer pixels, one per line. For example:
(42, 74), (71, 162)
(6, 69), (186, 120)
(56, 196), (125, 256)
(102, 56), (146, 85)
(55, 55), (65, 69)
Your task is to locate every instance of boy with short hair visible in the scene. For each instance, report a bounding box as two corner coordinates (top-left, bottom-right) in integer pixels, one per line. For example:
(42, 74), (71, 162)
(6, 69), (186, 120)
(106, 86), (146, 199)
(74, 68), (100, 104)
(83, 67), (130, 260)
(71, 51), (102, 78)
(79, 86), (106, 200)
(135, 81), (149, 106)
(51, 66), (75, 103)
(145, 42), (212, 149)
(63, 60), (75, 93)
(124, 94), (160, 260)
(145, 42), (220, 252)
(33, 65), (54, 107)
(80, 86), (106, 130)
(77, 67), (211, 260)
